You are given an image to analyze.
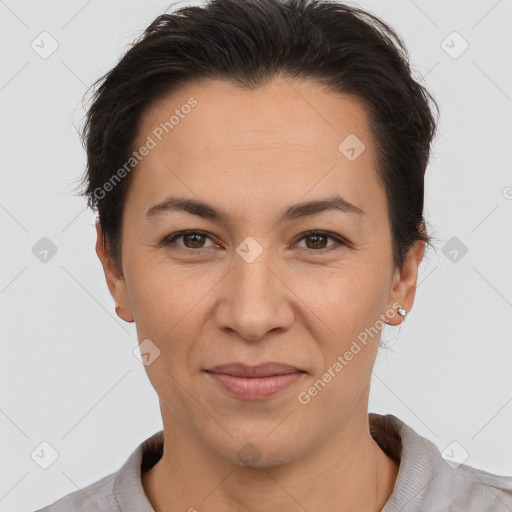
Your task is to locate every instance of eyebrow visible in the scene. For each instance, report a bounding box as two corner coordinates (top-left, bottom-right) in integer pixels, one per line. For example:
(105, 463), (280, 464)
(145, 194), (364, 224)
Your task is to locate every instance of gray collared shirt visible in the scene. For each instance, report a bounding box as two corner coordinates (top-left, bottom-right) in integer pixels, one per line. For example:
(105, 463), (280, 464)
(34, 413), (512, 511)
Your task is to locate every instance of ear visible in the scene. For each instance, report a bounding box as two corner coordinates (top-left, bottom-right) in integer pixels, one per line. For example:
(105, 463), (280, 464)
(385, 239), (426, 326)
(95, 218), (134, 323)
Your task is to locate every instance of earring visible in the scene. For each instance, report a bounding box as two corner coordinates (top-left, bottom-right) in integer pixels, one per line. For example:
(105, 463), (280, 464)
(381, 305), (407, 349)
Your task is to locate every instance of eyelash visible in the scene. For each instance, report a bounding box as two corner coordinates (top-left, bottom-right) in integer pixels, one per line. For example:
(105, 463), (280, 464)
(162, 229), (350, 254)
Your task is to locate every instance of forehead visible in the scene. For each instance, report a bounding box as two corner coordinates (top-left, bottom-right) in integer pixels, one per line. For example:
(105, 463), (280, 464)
(128, 77), (382, 222)
(136, 76), (374, 155)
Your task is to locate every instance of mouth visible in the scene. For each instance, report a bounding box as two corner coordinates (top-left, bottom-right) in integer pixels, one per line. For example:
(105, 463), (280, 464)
(203, 362), (306, 400)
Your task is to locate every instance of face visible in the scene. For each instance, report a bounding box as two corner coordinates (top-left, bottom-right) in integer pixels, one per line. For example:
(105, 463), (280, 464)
(97, 76), (424, 467)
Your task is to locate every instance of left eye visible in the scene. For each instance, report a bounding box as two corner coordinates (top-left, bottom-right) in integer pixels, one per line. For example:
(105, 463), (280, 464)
(294, 230), (345, 251)
(162, 230), (346, 252)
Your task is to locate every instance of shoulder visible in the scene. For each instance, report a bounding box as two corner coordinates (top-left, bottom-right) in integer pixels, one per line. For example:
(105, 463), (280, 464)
(33, 430), (162, 511)
(439, 462), (512, 511)
(370, 413), (512, 512)
(33, 472), (118, 511)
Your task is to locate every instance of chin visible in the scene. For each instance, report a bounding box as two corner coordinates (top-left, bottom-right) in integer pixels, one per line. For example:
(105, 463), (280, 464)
(211, 430), (303, 469)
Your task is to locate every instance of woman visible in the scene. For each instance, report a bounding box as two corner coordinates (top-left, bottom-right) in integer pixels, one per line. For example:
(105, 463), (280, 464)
(36, 0), (512, 510)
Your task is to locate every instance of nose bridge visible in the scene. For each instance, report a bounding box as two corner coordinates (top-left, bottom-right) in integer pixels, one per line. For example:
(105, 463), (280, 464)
(234, 234), (280, 308)
(215, 235), (293, 340)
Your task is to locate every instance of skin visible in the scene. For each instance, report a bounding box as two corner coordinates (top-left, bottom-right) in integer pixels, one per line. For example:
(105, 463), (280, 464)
(96, 76), (425, 511)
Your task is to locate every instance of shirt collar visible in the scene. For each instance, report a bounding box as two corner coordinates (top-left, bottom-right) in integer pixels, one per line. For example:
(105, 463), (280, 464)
(113, 413), (440, 511)
(370, 413), (440, 512)
(114, 430), (163, 511)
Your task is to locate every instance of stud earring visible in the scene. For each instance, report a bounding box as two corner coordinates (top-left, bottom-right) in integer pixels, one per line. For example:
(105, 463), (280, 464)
(381, 305), (407, 348)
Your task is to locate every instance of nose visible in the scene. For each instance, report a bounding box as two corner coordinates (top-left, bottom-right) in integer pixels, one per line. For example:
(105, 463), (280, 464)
(213, 245), (295, 341)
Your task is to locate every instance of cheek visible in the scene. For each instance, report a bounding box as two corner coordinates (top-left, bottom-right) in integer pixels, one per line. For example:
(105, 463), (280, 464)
(294, 258), (390, 338)
(293, 266), (385, 419)
(129, 250), (207, 306)
(290, 259), (392, 406)
(125, 259), (208, 349)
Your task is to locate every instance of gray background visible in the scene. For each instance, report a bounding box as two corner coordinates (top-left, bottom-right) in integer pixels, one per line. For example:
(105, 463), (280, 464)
(1, 0), (511, 510)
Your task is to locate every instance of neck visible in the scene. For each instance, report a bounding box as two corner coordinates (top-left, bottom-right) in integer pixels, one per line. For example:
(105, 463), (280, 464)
(142, 411), (399, 512)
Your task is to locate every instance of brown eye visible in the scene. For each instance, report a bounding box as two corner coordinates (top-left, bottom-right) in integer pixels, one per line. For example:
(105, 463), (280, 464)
(295, 230), (347, 252)
(164, 230), (217, 250)
(182, 233), (207, 248)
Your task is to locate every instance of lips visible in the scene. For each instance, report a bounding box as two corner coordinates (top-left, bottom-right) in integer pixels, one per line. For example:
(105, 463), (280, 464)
(205, 362), (304, 377)
(204, 362), (305, 400)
